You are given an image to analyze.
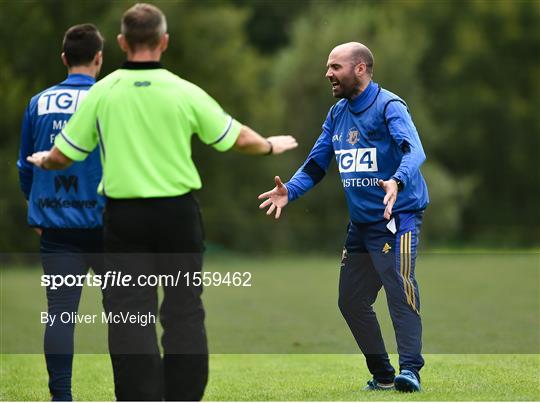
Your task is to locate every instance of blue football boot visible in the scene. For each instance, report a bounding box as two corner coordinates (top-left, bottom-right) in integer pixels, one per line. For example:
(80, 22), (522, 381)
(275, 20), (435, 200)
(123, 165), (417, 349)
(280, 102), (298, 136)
(394, 370), (421, 392)
(363, 379), (395, 391)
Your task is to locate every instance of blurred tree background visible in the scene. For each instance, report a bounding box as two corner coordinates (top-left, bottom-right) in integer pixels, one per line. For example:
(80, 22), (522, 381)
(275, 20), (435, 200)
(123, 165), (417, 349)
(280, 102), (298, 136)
(1, 0), (539, 253)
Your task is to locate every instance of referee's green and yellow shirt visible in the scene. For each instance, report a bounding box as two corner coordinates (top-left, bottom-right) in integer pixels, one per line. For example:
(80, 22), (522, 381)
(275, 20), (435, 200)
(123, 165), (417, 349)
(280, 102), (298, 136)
(55, 61), (241, 199)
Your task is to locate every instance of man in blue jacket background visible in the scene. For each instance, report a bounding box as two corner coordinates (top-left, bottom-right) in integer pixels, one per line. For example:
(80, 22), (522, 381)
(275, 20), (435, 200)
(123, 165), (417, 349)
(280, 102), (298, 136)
(259, 42), (429, 393)
(17, 24), (105, 401)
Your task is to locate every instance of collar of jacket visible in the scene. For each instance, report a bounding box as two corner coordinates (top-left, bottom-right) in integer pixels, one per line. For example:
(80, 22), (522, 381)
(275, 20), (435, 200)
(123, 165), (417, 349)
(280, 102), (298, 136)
(121, 61), (163, 70)
(348, 80), (380, 114)
(60, 74), (96, 86)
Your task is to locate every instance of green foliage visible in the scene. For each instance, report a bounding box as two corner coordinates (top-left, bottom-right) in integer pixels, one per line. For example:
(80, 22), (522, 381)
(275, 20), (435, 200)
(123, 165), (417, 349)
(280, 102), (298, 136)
(412, 0), (540, 245)
(229, 0), (310, 54)
(421, 163), (475, 242)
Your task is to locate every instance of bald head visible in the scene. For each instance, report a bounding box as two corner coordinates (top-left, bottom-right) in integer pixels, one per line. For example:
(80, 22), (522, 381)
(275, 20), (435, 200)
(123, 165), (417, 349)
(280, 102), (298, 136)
(326, 42), (374, 99)
(330, 42), (374, 76)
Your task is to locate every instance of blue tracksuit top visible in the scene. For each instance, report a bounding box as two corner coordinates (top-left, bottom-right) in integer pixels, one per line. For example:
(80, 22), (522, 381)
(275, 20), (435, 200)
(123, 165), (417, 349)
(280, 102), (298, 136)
(17, 74), (104, 228)
(286, 81), (429, 223)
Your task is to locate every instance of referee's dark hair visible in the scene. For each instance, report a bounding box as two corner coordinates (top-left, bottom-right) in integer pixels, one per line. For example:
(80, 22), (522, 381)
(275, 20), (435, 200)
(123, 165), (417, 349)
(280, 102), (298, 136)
(121, 3), (167, 51)
(62, 24), (104, 67)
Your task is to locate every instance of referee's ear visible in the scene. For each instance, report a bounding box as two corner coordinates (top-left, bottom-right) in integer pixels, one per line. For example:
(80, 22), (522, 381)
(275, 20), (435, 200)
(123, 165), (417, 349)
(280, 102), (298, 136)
(159, 33), (169, 53)
(117, 34), (129, 53)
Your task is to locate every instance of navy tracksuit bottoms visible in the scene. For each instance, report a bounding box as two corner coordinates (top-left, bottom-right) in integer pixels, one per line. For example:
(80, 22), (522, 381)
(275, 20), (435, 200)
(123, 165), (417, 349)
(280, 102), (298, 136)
(338, 211), (424, 384)
(40, 228), (103, 401)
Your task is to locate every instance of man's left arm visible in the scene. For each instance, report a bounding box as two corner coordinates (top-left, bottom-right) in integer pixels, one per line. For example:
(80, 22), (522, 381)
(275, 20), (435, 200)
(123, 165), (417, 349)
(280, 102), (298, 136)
(378, 100), (426, 219)
(27, 146), (73, 170)
(385, 100), (426, 188)
(17, 103), (35, 198)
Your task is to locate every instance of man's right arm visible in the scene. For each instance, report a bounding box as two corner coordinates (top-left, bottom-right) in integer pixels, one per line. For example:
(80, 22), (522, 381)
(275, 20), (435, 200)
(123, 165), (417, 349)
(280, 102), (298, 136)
(191, 85), (297, 155)
(233, 125), (297, 155)
(284, 124), (334, 202)
(17, 103), (34, 199)
(258, 111), (335, 218)
(53, 90), (99, 162)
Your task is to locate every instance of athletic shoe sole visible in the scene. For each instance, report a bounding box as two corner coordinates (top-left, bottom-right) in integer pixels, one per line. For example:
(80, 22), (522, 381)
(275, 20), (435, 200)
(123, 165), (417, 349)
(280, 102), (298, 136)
(394, 376), (421, 392)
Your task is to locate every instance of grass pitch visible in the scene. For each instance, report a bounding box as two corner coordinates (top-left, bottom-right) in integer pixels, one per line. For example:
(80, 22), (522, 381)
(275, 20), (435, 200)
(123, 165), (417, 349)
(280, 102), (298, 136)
(1, 253), (539, 400)
(1, 354), (539, 401)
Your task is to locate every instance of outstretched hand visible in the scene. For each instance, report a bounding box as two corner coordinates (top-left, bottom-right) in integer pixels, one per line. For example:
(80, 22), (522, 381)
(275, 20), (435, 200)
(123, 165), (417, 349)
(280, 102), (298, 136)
(258, 176), (289, 219)
(378, 179), (398, 220)
(26, 147), (73, 170)
(27, 151), (51, 169)
(267, 136), (298, 154)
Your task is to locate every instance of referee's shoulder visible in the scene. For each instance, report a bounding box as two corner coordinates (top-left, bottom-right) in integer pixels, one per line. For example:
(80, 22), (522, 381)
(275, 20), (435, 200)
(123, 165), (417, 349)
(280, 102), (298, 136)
(92, 69), (124, 89)
(167, 74), (216, 101)
(170, 73), (204, 92)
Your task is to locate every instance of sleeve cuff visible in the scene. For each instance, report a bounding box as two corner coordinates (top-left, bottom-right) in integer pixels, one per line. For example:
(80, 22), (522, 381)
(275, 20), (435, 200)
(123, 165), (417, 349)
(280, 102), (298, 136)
(211, 118), (242, 152)
(54, 130), (91, 161)
(392, 172), (408, 189)
(285, 183), (295, 202)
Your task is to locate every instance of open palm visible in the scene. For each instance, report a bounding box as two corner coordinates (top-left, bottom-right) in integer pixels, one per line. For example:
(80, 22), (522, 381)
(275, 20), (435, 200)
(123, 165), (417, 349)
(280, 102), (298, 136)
(258, 176), (288, 219)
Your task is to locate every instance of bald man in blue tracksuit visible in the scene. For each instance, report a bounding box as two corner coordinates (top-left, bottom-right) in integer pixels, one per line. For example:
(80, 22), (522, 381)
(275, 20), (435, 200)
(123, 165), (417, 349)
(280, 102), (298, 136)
(259, 42), (428, 393)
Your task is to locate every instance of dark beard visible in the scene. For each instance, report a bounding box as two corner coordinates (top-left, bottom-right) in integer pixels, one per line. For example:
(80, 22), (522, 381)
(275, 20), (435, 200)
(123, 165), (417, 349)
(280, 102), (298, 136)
(345, 81), (362, 100)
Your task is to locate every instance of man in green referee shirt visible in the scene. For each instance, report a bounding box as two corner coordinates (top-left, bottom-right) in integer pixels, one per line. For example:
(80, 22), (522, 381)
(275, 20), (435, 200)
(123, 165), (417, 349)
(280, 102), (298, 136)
(28, 3), (297, 401)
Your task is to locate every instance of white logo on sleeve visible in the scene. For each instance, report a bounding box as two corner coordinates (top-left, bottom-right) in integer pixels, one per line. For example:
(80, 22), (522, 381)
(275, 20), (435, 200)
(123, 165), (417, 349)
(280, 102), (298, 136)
(37, 89), (88, 115)
(335, 148), (378, 173)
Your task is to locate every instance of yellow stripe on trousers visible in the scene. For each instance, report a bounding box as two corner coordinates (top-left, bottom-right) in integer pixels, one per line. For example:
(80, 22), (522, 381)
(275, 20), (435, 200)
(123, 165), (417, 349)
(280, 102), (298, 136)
(406, 232), (418, 313)
(399, 233), (413, 307)
(400, 231), (418, 314)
